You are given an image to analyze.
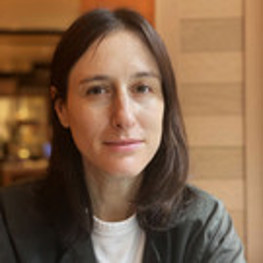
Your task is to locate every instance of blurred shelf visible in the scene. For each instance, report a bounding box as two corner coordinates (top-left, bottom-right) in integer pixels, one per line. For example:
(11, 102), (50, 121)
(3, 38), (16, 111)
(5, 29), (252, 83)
(0, 159), (48, 186)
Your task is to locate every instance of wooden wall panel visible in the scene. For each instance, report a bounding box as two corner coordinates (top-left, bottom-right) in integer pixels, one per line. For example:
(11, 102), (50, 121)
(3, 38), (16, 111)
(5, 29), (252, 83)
(190, 179), (244, 211)
(245, 0), (263, 260)
(180, 53), (243, 83)
(185, 116), (243, 146)
(180, 0), (243, 18)
(229, 210), (245, 244)
(181, 18), (243, 52)
(189, 147), (244, 179)
(156, 0), (246, 254)
(180, 83), (243, 116)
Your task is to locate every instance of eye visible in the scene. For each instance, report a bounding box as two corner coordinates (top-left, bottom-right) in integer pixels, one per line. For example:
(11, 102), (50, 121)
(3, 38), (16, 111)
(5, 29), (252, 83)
(86, 85), (109, 95)
(134, 84), (152, 94)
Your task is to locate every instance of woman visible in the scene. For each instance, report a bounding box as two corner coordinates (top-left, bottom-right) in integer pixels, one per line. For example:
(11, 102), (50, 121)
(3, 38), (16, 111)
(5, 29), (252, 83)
(0, 8), (245, 263)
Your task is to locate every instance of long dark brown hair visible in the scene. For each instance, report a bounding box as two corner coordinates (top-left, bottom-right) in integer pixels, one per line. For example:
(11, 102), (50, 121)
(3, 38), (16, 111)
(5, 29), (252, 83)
(44, 8), (190, 244)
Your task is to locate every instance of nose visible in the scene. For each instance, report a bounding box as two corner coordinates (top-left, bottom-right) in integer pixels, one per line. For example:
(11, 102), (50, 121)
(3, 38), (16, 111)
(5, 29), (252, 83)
(111, 90), (136, 130)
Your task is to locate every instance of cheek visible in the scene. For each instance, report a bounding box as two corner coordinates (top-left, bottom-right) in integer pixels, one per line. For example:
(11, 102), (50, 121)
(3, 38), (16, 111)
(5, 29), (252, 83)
(143, 103), (164, 137)
(67, 107), (98, 140)
(68, 116), (100, 159)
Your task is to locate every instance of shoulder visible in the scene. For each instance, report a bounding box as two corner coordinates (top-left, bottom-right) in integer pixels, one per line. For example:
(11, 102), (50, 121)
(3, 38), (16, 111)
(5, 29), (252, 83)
(178, 184), (226, 223)
(0, 180), (43, 210)
(0, 180), (60, 262)
(166, 185), (246, 262)
(0, 180), (46, 228)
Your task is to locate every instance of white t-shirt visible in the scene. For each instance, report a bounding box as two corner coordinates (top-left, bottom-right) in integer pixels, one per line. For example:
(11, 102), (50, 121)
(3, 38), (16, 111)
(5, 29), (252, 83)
(91, 214), (146, 263)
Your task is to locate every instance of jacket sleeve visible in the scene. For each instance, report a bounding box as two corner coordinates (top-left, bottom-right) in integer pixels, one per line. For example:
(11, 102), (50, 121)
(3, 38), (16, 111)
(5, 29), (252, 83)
(0, 199), (17, 263)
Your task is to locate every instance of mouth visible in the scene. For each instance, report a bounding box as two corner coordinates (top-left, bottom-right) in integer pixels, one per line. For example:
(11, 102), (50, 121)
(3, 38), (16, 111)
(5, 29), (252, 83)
(103, 139), (144, 152)
(104, 139), (143, 145)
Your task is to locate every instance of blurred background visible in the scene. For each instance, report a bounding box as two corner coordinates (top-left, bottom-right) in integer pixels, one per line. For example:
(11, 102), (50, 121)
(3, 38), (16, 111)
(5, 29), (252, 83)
(0, 0), (262, 262)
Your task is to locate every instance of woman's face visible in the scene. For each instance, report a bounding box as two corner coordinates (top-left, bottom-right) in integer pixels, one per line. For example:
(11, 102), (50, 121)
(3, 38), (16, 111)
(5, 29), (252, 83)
(56, 30), (164, 178)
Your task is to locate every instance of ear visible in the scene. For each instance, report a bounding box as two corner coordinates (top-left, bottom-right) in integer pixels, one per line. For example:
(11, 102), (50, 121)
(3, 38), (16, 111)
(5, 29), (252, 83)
(50, 85), (58, 100)
(51, 86), (69, 128)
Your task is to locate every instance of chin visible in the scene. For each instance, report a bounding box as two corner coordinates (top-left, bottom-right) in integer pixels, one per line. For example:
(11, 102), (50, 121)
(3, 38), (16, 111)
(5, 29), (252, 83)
(103, 165), (145, 178)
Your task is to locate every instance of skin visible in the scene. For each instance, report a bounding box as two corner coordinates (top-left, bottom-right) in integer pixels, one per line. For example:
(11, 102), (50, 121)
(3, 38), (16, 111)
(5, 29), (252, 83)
(55, 30), (164, 221)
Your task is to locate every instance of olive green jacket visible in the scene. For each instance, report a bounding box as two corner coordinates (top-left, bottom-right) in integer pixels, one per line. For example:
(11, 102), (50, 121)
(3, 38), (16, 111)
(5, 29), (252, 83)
(0, 182), (246, 263)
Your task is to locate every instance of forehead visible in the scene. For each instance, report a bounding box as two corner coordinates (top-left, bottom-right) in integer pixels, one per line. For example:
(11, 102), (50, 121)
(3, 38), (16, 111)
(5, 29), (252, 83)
(91, 29), (151, 57)
(69, 29), (159, 78)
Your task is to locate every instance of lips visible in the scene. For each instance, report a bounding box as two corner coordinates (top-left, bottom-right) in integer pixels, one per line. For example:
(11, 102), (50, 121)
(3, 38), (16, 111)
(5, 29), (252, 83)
(104, 139), (143, 145)
(103, 139), (144, 152)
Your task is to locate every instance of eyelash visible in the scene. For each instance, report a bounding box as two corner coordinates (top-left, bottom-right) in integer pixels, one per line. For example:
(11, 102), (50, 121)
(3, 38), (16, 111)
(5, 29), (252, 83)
(84, 83), (156, 97)
(134, 84), (152, 94)
(86, 85), (109, 95)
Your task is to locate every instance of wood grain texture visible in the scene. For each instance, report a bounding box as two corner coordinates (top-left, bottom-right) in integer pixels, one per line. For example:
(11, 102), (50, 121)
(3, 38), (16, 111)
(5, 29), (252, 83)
(190, 179), (244, 210)
(179, 0), (243, 18)
(155, 0), (180, 72)
(245, 0), (263, 260)
(185, 116), (244, 146)
(181, 18), (243, 52)
(179, 83), (243, 116)
(180, 53), (243, 83)
(229, 210), (245, 244)
(189, 147), (244, 179)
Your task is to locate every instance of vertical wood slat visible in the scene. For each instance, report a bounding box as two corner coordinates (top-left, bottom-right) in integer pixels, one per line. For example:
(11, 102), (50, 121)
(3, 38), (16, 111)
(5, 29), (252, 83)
(245, 0), (263, 261)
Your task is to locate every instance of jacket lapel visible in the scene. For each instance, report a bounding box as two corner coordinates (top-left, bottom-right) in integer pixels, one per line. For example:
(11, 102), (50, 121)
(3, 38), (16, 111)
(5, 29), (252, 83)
(59, 236), (97, 263)
(143, 231), (170, 263)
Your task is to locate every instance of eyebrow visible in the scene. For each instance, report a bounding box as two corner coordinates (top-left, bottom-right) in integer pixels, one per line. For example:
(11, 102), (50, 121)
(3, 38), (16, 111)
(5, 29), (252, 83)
(79, 75), (111, 85)
(79, 71), (161, 85)
(131, 71), (161, 80)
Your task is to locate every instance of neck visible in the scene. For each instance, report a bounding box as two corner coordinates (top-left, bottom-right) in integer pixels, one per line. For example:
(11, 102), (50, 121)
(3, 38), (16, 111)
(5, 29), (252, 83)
(84, 168), (142, 222)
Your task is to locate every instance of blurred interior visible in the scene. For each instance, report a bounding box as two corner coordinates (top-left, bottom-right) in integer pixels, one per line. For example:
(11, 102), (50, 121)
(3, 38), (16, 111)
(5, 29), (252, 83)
(0, 30), (61, 185)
